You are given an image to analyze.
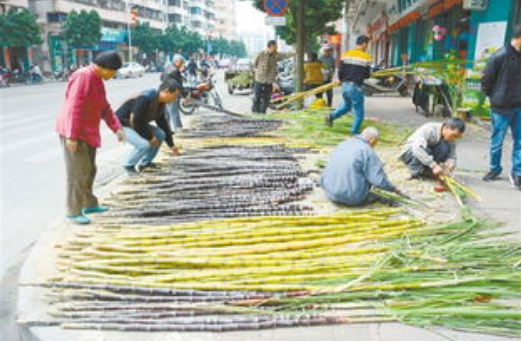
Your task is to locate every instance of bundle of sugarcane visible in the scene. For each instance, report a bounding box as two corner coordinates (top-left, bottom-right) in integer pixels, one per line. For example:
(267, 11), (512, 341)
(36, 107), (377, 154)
(96, 144), (315, 226)
(271, 82), (338, 109)
(180, 116), (283, 139)
(26, 213), (520, 335)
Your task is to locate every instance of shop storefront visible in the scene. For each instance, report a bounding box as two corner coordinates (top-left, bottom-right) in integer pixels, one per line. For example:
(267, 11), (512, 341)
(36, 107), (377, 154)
(368, 13), (390, 67)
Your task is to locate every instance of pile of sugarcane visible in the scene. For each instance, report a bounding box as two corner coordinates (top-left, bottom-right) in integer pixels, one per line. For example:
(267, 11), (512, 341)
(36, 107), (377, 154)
(97, 144), (315, 225)
(24, 211), (520, 335)
(181, 116), (283, 138)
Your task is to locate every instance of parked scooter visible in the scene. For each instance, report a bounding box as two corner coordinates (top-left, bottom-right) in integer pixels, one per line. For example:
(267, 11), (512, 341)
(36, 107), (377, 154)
(178, 74), (223, 115)
(363, 73), (409, 97)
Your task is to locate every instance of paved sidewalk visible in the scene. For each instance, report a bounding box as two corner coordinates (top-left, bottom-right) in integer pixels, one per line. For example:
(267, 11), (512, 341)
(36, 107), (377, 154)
(15, 90), (520, 341)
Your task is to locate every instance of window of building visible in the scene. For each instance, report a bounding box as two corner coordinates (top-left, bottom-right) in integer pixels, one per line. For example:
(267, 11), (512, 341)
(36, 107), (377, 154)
(47, 12), (67, 23)
(168, 0), (181, 7)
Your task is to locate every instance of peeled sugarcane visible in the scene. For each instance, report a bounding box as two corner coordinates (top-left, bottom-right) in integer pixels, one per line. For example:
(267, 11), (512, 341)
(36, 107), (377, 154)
(273, 82), (338, 109)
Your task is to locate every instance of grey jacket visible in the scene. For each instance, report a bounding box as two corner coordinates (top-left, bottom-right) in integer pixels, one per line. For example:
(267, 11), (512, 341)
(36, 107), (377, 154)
(320, 137), (396, 206)
(400, 123), (457, 168)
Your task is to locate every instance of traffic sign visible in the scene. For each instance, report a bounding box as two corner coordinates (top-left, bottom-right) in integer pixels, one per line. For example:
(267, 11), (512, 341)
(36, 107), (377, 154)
(265, 15), (286, 26)
(263, 0), (288, 17)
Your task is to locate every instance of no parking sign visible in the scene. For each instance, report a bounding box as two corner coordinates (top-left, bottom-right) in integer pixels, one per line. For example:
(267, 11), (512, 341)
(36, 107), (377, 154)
(263, 0), (289, 17)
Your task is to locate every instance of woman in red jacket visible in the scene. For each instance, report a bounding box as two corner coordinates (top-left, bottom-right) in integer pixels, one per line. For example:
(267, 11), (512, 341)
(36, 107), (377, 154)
(56, 51), (125, 225)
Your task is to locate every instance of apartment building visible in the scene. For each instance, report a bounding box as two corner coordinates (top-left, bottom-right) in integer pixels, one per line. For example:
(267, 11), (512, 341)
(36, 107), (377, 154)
(214, 0), (237, 40)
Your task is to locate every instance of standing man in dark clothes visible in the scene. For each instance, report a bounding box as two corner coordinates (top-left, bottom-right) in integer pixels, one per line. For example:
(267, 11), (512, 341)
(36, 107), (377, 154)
(481, 26), (521, 191)
(320, 45), (336, 107)
(116, 79), (183, 175)
(325, 35), (372, 135)
(162, 54), (185, 131)
(252, 40), (293, 114)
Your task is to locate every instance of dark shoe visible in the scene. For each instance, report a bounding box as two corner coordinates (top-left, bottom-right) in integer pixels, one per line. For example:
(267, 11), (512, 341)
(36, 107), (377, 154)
(124, 165), (139, 176)
(325, 116), (333, 127)
(509, 174), (521, 191)
(137, 162), (159, 173)
(483, 170), (501, 182)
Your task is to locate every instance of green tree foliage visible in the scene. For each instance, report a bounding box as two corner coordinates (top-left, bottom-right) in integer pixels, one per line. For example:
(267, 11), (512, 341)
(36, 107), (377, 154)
(62, 10), (102, 48)
(158, 25), (246, 58)
(242, 0), (344, 51)
(132, 22), (160, 54)
(0, 8), (42, 47)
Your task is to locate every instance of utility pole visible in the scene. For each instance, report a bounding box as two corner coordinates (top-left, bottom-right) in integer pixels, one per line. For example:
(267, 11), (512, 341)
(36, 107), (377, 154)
(125, 0), (133, 63)
(295, 0), (305, 109)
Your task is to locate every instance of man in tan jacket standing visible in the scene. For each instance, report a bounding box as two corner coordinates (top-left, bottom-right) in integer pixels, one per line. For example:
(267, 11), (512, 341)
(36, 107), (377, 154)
(252, 40), (292, 114)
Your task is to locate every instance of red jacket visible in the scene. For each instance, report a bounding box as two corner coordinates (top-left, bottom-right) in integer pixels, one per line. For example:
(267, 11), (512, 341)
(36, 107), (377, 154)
(56, 65), (121, 148)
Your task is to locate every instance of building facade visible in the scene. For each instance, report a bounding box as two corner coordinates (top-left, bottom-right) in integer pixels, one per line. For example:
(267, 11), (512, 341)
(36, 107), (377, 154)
(214, 0), (237, 40)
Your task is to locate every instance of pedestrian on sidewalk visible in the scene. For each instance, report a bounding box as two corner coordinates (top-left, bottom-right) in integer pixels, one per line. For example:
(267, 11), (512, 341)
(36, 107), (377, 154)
(481, 26), (521, 191)
(56, 51), (126, 225)
(321, 127), (401, 206)
(162, 54), (185, 131)
(325, 35), (372, 135)
(304, 52), (324, 100)
(320, 45), (336, 107)
(252, 40), (293, 114)
(116, 79), (182, 175)
(399, 118), (466, 181)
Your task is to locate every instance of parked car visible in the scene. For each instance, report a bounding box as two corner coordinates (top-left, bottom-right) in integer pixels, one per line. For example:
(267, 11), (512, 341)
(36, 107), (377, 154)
(231, 58), (253, 71)
(116, 62), (146, 78)
(218, 59), (232, 69)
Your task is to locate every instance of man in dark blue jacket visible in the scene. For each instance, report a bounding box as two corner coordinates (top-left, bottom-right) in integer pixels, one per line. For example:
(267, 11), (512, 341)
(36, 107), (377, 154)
(481, 26), (521, 191)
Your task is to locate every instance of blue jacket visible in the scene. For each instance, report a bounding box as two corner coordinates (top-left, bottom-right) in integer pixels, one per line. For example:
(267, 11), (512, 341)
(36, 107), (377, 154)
(320, 137), (395, 206)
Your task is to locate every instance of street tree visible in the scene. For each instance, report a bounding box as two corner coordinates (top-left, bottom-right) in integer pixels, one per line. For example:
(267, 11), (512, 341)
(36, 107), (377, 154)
(62, 10), (102, 64)
(132, 22), (160, 63)
(0, 8), (42, 48)
(244, 0), (344, 51)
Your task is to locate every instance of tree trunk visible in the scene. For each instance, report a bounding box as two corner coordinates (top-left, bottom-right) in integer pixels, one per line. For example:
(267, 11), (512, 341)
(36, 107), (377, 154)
(295, 0), (305, 109)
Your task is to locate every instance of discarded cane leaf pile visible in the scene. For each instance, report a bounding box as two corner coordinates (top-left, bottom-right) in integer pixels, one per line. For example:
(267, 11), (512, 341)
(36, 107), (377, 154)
(264, 110), (411, 149)
(22, 114), (520, 337)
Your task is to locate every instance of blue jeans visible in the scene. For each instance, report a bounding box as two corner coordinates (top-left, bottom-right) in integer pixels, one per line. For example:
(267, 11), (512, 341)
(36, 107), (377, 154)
(166, 99), (183, 130)
(489, 108), (521, 176)
(330, 82), (365, 134)
(123, 125), (166, 167)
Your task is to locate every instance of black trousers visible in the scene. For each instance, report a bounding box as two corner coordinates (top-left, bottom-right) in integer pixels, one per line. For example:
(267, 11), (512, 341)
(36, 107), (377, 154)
(252, 82), (273, 114)
(323, 81), (333, 107)
(400, 140), (452, 177)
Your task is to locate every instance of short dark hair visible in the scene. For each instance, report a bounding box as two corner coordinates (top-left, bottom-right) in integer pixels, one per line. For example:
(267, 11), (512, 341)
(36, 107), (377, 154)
(267, 40), (277, 48)
(513, 25), (521, 39)
(356, 35), (370, 46)
(444, 117), (466, 133)
(309, 53), (318, 61)
(159, 78), (182, 93)
(93, 51), (123, 70)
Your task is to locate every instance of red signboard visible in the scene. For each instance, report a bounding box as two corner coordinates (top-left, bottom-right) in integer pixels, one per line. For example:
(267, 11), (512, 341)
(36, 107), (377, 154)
(263, 0), (289, 17)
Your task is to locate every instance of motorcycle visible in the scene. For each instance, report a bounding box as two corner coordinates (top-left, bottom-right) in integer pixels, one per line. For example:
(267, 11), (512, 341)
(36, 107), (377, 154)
(362, 74), (409, 97)
(0, 71), (10, 88)
(178, 74), (223, 115)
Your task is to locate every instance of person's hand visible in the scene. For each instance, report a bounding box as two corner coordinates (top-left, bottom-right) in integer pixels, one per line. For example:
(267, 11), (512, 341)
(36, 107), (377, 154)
(65, 138), (78, 153)
(149, 136), (161, 148)
(432, 164), (444, 177)
(172, 146), (180, 156)
(116, 129), (126, 143)
(443, 161), (455, 175)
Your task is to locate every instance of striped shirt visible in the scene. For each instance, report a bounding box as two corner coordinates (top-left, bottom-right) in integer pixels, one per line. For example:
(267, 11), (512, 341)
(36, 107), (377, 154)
(338, 48), (372, 86)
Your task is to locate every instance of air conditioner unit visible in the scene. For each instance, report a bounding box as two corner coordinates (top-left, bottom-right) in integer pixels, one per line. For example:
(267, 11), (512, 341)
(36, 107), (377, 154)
(463, 0), (488, 11)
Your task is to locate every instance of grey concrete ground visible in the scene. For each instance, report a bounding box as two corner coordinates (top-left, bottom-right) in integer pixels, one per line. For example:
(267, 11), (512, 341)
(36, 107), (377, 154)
(3, 75), (520, 341)
(0, 73), (162, 341)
